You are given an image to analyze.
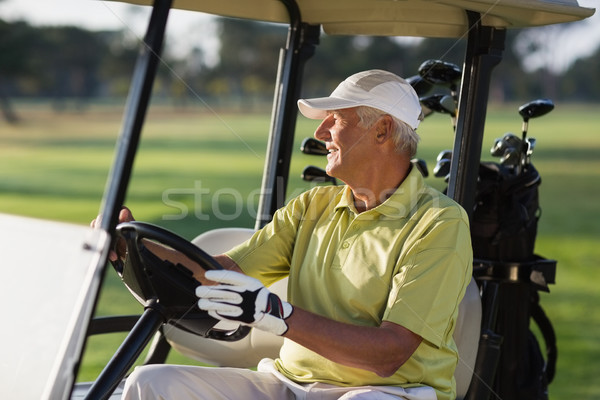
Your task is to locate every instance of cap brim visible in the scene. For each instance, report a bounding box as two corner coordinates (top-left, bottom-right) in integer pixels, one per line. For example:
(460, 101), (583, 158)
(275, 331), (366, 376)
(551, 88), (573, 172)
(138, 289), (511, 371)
(297, 97), (361, 120)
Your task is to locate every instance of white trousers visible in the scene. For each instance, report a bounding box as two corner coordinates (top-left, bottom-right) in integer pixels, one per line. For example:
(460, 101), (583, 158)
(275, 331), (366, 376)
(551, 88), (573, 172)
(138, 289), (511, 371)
(121, 359), (436, 400)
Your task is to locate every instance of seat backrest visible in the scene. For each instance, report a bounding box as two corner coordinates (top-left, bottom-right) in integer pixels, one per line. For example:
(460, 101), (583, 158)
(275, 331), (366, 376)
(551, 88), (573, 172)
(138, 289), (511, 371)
(454, 277), (481, 399)
(166, 228), (480, 399)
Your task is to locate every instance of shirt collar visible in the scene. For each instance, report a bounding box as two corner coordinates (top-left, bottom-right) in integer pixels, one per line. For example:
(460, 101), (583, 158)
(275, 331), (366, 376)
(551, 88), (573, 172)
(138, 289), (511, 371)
(334, 166), (426, 219)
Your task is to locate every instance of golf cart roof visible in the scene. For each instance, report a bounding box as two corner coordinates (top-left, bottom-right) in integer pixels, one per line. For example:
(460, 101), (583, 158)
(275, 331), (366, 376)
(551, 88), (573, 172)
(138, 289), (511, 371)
(114, 0), (594, 37)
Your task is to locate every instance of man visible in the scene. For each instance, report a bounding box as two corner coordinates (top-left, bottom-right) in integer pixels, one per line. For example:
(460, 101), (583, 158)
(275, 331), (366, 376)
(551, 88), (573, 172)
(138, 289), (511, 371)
(119, 70), (472, 400)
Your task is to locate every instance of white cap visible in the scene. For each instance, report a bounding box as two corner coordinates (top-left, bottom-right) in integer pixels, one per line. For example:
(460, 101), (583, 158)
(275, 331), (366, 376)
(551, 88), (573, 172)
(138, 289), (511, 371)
(298, 70), (422, 129)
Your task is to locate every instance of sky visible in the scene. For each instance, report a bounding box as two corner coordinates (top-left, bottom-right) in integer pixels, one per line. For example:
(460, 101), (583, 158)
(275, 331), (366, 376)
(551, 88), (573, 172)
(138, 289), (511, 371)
(0, 0), (598, 72)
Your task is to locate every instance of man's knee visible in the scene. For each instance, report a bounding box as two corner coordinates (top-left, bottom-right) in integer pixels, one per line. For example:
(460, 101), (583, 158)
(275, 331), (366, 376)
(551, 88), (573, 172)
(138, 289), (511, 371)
(123, 364), (294, 400)
(128, 364), (162, 383)
(122, 364), (184, 400)
(338, 388), (401, 400)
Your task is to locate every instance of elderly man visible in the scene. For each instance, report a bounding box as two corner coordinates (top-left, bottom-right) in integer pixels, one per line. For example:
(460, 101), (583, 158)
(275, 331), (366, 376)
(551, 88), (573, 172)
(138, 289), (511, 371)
(120, 70), (472, 400)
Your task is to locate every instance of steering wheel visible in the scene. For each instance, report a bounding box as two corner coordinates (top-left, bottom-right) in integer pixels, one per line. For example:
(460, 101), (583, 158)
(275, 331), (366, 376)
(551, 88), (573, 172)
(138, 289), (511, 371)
(115, 221), (250, 341)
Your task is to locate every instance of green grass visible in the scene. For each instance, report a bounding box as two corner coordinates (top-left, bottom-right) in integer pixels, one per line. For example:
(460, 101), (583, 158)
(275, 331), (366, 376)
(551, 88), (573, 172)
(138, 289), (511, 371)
(1, 101), (599, 398)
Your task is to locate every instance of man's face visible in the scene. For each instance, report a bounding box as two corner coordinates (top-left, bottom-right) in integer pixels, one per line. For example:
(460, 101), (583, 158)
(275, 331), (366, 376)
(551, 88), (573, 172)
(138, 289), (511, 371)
(313, 107), (375, 183)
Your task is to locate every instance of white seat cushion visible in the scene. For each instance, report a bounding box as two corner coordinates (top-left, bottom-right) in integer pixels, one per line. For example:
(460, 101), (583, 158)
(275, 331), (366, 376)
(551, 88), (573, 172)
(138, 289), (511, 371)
(454, 278), (481, 399)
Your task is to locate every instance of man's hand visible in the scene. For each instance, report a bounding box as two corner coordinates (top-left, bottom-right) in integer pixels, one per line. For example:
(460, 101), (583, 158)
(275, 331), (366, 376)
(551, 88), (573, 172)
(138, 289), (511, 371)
(90, 207), (135, 261)
(196, 270), (293, 336)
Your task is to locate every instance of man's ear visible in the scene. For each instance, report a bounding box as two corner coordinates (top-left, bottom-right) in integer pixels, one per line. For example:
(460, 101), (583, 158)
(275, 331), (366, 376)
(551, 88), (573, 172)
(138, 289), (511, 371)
(374, 115), (393, 144)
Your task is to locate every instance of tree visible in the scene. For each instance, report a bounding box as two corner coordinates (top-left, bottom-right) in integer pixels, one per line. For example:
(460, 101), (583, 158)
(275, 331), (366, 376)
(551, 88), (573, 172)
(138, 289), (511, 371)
(1, 16), (598, 112)
(31, 26), (107, 110)
(559, 47), (600, 101)
(0, 19), (37, 123)
(204, 18), (287, 106)
(302, 35), (419, 97)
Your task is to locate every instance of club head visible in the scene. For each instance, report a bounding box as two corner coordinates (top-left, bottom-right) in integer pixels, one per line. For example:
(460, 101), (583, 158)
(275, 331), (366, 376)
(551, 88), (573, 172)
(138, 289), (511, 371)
(518, 99), (554, 122)
(300, 138), (328, 156)
(301, 165), (336, 185)
(526, 137), (536, 156)
(420, 94), (455, 116)
(418, 59), (462, 88)
(500, 146), (520, 167)
(490, 138), (506, 157)
(411, 158), (429, 178)
(490, 133), (521, 157)
(436, 149), (453, 162)
(440, 95), (457, 117)
(406, 75), (434, 97)
(433, 158), (451, 178)
(421, 104), (434, 118)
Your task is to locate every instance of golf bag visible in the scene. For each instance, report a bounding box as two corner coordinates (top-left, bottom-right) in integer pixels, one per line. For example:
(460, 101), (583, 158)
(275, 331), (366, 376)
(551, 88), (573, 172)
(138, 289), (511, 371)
(471, 162), (540, 262)
(467, 162), (557, 400)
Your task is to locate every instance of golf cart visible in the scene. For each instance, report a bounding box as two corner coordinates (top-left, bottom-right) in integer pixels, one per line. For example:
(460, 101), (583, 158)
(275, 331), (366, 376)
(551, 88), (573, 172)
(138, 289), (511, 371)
(0, 0), (594, 399)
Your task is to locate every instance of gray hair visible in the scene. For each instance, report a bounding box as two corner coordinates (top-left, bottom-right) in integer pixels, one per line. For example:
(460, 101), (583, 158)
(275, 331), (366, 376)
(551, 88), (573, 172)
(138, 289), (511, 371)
(355, 106), (421, 158)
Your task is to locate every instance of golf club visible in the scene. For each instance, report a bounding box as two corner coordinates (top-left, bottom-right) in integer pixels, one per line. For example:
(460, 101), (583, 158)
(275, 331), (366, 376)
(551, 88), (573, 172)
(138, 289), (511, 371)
(411, 158), (429, 178)
(491, 133), (522, 158)
(433, 158), (451, 179)
(406, 75), (434, 97)
(517, 99), (554, 171)
(301, 165), (337, 185)
(418, 59), (462, 95)
(526, 137), (536, 156)
(420, 94), (456, 117)
(436, 149), (453, 162)
(500, 146), (521, 168)
(301, 137), (328, 156)
(420, 94), (457, 129)
(518, 98), (555, 141)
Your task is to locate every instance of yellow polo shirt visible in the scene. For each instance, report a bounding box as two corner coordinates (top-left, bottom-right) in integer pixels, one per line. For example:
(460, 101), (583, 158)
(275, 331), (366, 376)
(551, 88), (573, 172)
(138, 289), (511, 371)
(226, 167), (472, 400)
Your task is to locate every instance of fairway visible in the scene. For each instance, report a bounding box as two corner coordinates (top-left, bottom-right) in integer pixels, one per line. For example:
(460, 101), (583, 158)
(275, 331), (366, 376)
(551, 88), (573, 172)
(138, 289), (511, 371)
(1, 102), (599, 399)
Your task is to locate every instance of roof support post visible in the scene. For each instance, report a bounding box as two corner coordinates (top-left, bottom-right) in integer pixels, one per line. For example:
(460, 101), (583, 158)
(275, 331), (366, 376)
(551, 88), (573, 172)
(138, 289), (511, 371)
(447, 11), (505, 218)
(450, 12), (506, 400)
(98, 0), (171, 235)
(255, 0), (320, 229)
(79, 3), (171, 394)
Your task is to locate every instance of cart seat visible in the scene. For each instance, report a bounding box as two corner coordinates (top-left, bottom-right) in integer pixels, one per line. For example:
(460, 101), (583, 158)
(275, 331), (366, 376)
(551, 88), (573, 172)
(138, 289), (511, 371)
(163, 228), (481, 399)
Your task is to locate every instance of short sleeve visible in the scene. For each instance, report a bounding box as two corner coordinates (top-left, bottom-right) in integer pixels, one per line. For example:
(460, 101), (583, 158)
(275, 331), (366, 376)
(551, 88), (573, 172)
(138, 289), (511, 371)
(225, 191), (309, 286)
(383, 211), (472, 348)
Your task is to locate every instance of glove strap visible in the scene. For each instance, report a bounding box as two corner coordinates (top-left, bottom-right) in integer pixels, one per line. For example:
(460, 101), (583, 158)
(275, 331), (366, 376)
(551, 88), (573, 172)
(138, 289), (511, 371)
(266, 293), (286, 319)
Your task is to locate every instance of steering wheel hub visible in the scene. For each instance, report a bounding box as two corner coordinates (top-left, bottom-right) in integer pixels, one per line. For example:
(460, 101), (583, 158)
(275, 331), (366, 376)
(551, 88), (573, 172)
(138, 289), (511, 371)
(115, 221), (250, 341)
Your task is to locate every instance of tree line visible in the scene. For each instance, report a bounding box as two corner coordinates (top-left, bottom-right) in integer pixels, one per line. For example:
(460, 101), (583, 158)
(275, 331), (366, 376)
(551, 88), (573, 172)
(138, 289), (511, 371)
(0, 17), (597, 122)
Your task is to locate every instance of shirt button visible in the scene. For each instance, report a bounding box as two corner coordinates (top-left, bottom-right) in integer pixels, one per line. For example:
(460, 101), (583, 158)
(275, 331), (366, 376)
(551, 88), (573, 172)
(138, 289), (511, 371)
(342, 242), (350, 249)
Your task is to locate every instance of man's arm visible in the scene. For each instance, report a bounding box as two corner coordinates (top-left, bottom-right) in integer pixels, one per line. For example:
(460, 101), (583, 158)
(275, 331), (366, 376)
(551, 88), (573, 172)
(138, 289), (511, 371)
(197, 261), (422, 377)
(213, 254), (244, 273)
(284, 307), (422, 377)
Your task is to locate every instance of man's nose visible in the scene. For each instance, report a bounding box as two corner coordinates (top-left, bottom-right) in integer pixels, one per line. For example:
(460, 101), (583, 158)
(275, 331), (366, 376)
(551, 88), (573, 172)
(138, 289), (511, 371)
(314, 116), (332, 141)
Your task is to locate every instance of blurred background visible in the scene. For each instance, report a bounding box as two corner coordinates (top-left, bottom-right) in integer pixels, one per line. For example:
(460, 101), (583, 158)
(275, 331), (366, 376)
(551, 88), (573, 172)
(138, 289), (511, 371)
(0, 0), (598, 118)
(0, 1), (598, 399)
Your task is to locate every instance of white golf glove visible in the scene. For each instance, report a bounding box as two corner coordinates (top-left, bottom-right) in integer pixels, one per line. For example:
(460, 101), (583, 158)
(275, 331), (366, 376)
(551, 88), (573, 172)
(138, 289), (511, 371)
(196, 270), (293, 336)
